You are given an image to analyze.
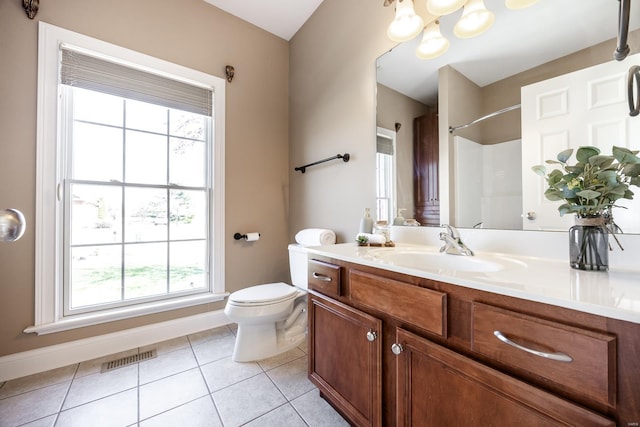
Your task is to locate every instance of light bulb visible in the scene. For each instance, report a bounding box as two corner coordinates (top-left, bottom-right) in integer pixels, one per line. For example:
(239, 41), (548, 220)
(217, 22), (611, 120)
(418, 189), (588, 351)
(387, 0), (425, 42)
(426, 0), (467, 16)
(454, 0), (495, 39)
(416, 21), (449, 59)
(505, 0), (538, 10)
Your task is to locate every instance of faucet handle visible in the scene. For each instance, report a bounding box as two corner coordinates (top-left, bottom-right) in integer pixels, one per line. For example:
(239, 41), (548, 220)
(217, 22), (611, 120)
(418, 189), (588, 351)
(440, 224), (459, 239)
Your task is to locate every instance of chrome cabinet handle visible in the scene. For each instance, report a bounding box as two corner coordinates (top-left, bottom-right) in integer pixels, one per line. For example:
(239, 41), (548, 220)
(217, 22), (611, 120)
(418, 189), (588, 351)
(391, 343), (404, 355)
(628, 65), (640, 116)
(493, 331), (573, 363)
(312, 272), (332, 282)
(366, 330), (377, 342)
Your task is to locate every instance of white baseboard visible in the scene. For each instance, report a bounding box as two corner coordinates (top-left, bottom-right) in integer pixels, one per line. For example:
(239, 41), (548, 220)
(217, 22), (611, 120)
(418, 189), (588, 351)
(0, 310), (230, 382)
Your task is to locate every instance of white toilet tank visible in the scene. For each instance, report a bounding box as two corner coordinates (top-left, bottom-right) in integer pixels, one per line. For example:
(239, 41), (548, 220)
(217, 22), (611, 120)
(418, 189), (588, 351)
(288, 244), (309, 290)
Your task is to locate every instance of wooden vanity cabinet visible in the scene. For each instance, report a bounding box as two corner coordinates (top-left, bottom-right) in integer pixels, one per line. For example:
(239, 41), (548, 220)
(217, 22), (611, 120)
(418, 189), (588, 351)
(308, 293), (382, 426)
(395, 328), (614, 426)
(307, 257), (637, 426)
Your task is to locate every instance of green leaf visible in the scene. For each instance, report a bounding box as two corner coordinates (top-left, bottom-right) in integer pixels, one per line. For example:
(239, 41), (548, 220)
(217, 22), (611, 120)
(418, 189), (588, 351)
(557, 203), (574, 216)
(544, 188), (565, 201)
(531, 165), (546, 177)
(556, 148), (573, 163)
(576, 189), (601, 200)
(588, 155), (614, 169)
(596, 170), (618, 186)
(609, 183), (628, 195)
(576, 146), (600, 163)
(613, 146), (640, 164)
(622, 163), (640, 177)
(547, 169), (563, 184)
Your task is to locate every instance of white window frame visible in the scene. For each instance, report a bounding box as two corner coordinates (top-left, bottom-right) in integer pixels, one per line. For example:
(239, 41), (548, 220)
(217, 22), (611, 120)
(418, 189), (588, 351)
(376, 127), (397, 223)
(27, 22), (226, 335)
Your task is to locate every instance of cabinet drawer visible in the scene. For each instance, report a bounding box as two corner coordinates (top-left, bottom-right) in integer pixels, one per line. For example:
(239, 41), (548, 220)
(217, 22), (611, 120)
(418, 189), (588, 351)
(472, 302), (616, 407)
(350, 270), (446, 337)
(308, 259), (341, 298)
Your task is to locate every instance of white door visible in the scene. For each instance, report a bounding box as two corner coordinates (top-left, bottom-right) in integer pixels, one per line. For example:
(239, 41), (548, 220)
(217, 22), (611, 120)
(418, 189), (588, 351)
(521, 53), (640, 232)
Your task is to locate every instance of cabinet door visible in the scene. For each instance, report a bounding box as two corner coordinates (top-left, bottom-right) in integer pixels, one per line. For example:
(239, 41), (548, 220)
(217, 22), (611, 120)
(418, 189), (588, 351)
(393, 328), (614, 427)
(308, 293), (382, 427)
(413, 112), (439, 226)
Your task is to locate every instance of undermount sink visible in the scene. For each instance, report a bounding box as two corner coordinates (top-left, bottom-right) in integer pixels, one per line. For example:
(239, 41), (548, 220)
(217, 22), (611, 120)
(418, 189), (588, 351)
(368, 247), (520, 273)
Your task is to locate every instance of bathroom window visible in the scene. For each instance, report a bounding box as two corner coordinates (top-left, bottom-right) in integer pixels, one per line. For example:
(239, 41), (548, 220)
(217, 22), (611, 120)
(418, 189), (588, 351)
(376, 128), (396, 223)
(31, 23), (226, 334)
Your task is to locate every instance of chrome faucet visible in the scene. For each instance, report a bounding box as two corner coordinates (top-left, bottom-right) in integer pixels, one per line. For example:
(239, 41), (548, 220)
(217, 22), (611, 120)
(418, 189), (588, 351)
(439, 224), (474, 256)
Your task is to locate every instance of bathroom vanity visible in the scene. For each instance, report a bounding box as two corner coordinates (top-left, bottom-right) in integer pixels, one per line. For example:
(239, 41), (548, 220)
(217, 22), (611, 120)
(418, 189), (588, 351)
(305, 243), (640, 426)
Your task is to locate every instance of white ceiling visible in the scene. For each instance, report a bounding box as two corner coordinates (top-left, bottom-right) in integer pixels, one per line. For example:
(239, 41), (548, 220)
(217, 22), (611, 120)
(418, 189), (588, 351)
(203, 0), (640, 106)
(202, 0), (325, 40)
(378, 0), (640, 105)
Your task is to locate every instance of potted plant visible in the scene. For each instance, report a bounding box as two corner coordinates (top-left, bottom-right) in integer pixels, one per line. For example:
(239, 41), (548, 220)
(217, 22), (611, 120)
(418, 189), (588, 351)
(532, 146), (640, 271)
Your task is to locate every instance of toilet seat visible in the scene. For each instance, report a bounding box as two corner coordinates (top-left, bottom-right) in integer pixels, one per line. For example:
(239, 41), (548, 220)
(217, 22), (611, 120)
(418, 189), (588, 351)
(228, 282), (299, 307)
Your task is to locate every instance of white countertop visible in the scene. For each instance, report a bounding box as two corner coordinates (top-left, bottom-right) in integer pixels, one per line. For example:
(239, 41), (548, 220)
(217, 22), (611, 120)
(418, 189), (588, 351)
(306, 243), (640, 324)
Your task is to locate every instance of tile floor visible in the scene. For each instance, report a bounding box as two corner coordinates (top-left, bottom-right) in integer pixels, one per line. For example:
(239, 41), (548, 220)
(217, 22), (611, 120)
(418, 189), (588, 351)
(0, 325), (348, 427)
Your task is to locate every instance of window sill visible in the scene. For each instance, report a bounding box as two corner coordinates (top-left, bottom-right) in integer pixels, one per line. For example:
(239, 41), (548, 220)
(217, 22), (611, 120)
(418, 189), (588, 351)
(24, 292), (229, 335)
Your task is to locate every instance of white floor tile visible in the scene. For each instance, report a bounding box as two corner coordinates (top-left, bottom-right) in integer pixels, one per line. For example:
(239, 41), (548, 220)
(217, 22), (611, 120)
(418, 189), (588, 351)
(138, 346), (197, 385)
(212, 373), (287, 426)
(0, 382), (68, 426)
(139, 396), (221, 427)
(0, 364), (76, 399)
(62, 364), (138, 410)
(191, 334), (236, 365)
(266, 356), (315, 400)
(258, 347), (306, 371)
(55, 388), (137, 427)
(139, 368), (208, 420)
(199, 357), (262, 392)
(243, 403), (307, 427)
(291, 389), (350, 427)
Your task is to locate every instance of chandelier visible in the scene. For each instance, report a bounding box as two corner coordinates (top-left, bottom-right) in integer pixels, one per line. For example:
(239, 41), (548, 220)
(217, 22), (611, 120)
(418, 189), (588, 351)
(384, 0), (538, 59)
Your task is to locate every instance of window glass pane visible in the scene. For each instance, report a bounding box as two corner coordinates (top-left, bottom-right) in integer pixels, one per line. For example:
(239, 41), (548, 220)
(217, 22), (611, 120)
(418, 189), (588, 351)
(70, 184), (122, 245)
(70, 245), (122, 309)
(170, 190), (207, 240)
(169, 138), (206, 187)
(170, 241), (206, 292)
(72, 122), (123, 182)
(126, 99), (168, 134)
(125, 130), (167, 184)
(169, 109), (206, 140)
(124, 242), (167, 299)
(73, 87), (123, 127)
(125, 188), (167, 242)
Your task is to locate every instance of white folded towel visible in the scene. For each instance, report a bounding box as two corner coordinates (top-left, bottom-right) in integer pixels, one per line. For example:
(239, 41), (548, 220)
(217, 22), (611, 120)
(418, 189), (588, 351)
(295, 228), (336, 246)
(356, 233), (386, 245)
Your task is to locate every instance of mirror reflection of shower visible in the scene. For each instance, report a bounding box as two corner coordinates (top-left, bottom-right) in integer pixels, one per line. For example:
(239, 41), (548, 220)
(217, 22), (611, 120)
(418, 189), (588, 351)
(0, 209), (26, 242)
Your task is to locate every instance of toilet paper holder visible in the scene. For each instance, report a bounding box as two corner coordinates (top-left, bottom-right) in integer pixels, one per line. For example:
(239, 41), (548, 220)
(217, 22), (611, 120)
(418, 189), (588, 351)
(234, 232), (260, 241)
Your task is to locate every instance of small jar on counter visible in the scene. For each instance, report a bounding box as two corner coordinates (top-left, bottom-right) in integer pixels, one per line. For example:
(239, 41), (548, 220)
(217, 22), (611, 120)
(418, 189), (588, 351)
(373, 220), (390, 243)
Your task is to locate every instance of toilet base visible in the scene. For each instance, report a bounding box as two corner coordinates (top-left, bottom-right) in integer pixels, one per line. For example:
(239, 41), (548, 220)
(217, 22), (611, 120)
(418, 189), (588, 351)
(232, 322), (307, 362)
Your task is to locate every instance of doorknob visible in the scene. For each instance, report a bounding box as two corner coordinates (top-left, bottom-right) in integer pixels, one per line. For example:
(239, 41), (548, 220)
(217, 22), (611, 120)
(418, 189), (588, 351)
(524, 211), (536, 220)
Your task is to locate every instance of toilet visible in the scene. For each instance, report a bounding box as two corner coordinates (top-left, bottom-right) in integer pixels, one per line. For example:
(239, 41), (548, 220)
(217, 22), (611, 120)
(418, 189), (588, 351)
(225, 244), (311, 362)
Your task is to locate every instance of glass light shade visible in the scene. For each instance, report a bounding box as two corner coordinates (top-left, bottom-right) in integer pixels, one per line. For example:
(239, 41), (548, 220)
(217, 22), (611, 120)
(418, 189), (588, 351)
(416, 21), (450, 59)
(387, 0), (425, 42)
(505, 0), (538, 9)
(426, 0), (467, 16)
(453, 0), (495, 39)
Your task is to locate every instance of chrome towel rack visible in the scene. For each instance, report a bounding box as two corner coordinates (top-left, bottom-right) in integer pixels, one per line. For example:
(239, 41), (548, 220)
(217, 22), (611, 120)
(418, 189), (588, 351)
(295, 153), (350, 173)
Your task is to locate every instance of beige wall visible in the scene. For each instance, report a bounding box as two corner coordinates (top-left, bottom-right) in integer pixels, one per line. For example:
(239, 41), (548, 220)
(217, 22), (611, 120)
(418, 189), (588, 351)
(289, 0), (394, 243)
(0, 0), (289, 356)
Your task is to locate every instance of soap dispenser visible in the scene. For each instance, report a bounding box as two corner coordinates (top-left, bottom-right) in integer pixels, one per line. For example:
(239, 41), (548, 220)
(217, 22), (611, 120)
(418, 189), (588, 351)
(393, 208), (407, 226)
(359, 208), (373, 233)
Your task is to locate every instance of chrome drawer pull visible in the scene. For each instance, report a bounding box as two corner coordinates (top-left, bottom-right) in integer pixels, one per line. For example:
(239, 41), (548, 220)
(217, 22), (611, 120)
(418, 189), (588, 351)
(493, 331), (573, 363)
(366, 330), (377, 342)
(312, 272), (332, 282)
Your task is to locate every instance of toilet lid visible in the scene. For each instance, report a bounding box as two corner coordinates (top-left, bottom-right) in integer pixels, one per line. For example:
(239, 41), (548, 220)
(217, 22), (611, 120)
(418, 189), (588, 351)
(229, 282), (298, 305)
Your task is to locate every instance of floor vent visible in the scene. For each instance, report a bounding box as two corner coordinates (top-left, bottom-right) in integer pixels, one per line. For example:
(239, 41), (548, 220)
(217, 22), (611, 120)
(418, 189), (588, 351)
(101, 349), (157, 373)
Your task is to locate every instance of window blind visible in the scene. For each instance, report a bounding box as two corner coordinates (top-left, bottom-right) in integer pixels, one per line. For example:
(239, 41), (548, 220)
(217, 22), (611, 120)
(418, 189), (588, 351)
(60, 46), (213, 116)
(377, 134), (394, 155)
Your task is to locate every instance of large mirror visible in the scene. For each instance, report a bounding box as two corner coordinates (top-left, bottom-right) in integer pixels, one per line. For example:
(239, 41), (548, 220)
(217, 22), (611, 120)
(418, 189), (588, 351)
(376, 0), (640, 233)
